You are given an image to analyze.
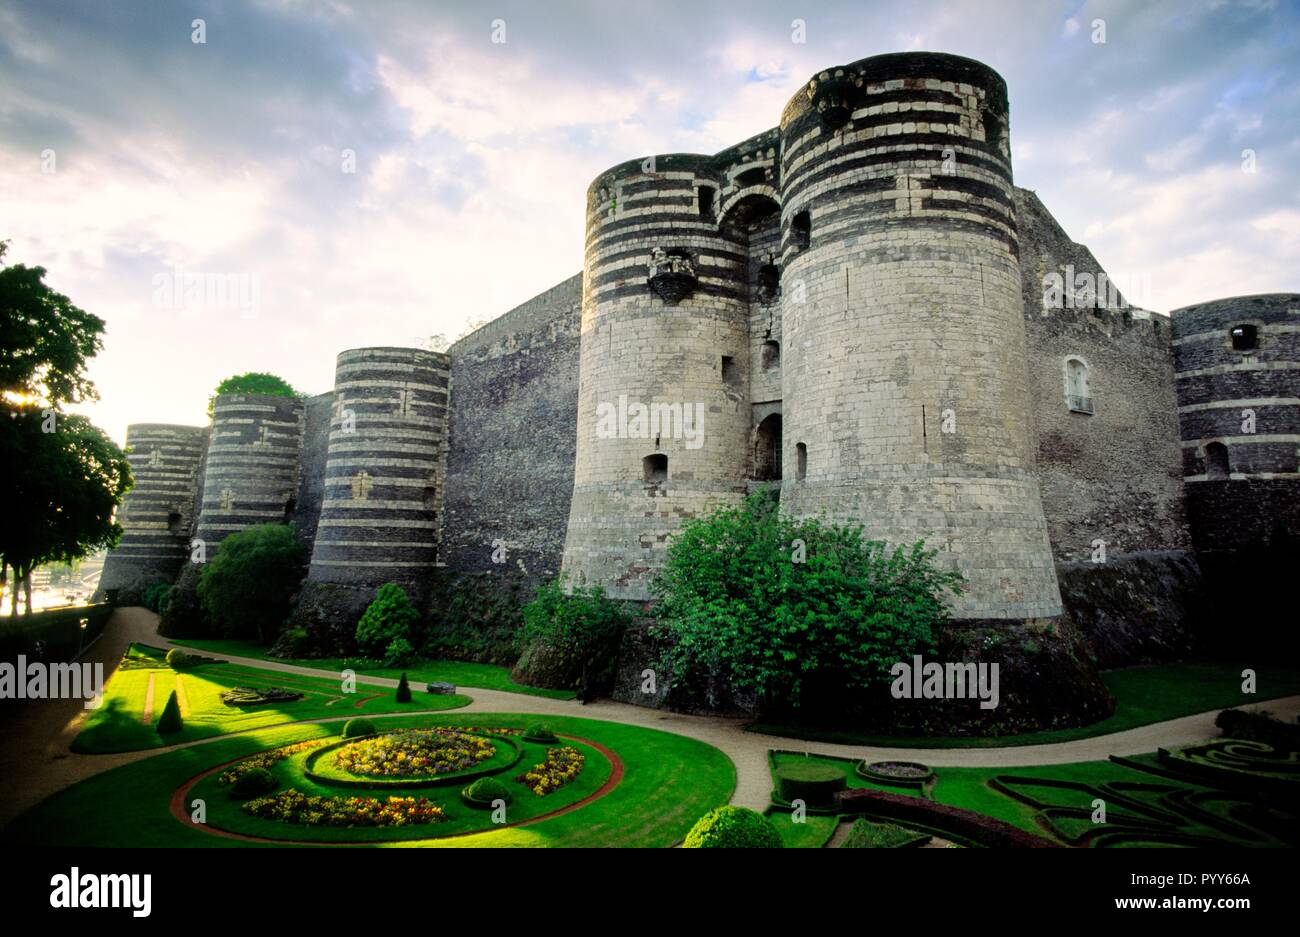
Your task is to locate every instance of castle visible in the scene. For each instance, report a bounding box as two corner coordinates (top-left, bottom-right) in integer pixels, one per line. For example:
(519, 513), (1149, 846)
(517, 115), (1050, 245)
(99, 53), (1299, 656)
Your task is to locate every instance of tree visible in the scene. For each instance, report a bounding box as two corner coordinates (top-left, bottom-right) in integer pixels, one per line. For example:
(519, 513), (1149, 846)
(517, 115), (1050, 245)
(395, 672), (411, 703)
(0, 244), (127, 614)
(0, 408), (131, 616)
(355, 583), (419, 658)
(207, 372), (301, 417)
(651, 491), (963, 712)
(196, 524), (307, 643)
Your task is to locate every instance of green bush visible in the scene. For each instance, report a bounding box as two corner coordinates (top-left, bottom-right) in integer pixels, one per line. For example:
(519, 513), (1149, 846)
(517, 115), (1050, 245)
(395, 672), (411, 703)
(522, 722), (558, 743)
(155, 690), (183, 735)
(164, 648), (197, 670)
(355, 583), (419, 658)
(196, 524), (307, 644)
(516, 575), (630, 690)
(208, 372), (302, 417)
(383, 637), (415, 668)
(341, 718), (376, 739)
(276, 626), (311, 657)
(461, 776), (512, 808)
(774, 763), (847, 808)
(682, 806), (781, 849)
(143, 582), (171, 614)
(653, 490), (962, 711)
(229, 767), (278, 800)
(842, 818), (931, 849)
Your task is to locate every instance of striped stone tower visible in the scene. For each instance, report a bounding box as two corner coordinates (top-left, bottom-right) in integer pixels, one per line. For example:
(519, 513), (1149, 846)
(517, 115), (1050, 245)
(193, 394), (304, 553)
(1171, 293), (1300, 552)
(97, 423), (207, 599)
(777, 52), (1062, 620)
(304, 347), (450, 598)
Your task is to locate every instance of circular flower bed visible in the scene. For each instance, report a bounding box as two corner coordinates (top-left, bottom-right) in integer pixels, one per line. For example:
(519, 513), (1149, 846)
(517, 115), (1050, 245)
(333, 729), (496, 779)
(856, 760), (935, 786)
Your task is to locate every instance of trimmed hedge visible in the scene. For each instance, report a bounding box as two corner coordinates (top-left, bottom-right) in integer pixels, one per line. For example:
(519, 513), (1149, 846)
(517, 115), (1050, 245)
(341, 718), (376, 739)
(837, 788), (1059, 848)
(775, 762), (847, 808)
(522, 723), (559, 744)
(165, 648), (198, 670)
(460, 777), (512, 809)
(855, 760), (934, 789)
(1215, 708), (1300, 750)
(683, 806), (782, 849)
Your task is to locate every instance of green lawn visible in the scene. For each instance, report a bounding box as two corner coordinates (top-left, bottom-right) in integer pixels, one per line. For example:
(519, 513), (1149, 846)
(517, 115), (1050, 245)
(72, 644), (471, 754)
(746, 660), (1300, 748)
(171, 637), (575, 700)
(766, 809), (839, 848)
(6, 713), (736, 848)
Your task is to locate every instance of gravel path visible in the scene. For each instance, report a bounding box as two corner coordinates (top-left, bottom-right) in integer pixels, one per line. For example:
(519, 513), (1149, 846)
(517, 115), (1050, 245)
(3, 606), (1296, 830)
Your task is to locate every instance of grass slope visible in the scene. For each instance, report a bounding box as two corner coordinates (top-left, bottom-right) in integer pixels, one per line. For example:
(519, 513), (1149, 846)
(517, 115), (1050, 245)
(172, 637), (575, 700)
(746, 660), (1300, 748)
(73, 645), (471, 753)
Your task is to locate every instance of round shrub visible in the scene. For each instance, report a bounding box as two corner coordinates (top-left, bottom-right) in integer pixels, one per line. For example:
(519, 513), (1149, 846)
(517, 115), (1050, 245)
(229, 767), (278, 800)
(342, 718), (376, 739)
(775, 763), (847, 808)
(461, 776), (512, 808)
(165, 648), (197, 669)
(683, 806), (781, 849)
(522, 722), (558, 743)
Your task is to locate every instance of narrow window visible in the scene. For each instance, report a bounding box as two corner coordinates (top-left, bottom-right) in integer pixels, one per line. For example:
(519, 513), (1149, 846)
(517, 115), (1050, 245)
(737, 167), (766, 188)
(721, 355), (740, 386)
(792, 210), (811, 250)
(643, 454), (668, 484)
(796, 442), (807, 480)
(1205, 442), (1230, 479)
(1230, 324), (1258, 351)
(282, 498), (296, 522)
(167, 511), (184, 536)
(753, 415), (783, 481)
(1065, 358), (1092, 414)
(698, 185), (716, 219)
(761, 340), (781, 371)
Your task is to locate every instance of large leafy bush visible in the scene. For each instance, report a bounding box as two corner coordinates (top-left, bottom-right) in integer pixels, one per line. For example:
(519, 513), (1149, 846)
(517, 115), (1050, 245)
(683, 806), (781, 849)
(196, 524), (308, 644)
(652, 491), (962, 712)
(515, 576), (630, 690)
(355, 583), (420, 661)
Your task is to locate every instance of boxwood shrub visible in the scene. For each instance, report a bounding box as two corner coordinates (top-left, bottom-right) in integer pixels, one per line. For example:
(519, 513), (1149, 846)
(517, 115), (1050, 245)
(683, 806), (782, 849)
(229, 767), (278, 800)
(341, 718), (376, 739)
(522, 723), (559, 744)
(460, 777), (512, 808)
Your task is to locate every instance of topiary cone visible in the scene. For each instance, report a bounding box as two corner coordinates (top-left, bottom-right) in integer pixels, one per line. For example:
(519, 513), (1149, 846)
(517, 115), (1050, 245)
(395, 671), (411, 703)
(156, 689), (183, 735)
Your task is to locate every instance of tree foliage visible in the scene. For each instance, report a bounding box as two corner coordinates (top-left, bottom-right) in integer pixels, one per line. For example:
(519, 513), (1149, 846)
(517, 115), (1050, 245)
(517, 575), (630, 689)
(355, 583), (419, 660)
(207, 371), (301, 417)
(196, 524), (307, 643)
(651, 491), (963, 711)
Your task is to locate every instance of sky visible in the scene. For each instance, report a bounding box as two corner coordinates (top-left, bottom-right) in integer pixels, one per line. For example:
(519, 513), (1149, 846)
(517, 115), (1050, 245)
(2, 0), (1297, 445)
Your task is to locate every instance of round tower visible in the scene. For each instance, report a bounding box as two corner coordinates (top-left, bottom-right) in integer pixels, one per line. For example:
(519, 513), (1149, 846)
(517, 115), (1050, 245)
(193, 393), (304, 553)
(97, 423), (207, 599)
(1170, 293), (1300, 552)
(778, 52), (1062, 620)
(305, 346), (450, 598)
(561, 152), (758, 599)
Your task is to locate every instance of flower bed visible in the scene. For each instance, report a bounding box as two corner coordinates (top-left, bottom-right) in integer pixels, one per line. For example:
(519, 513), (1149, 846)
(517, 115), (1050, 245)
(856, 760), (935, 788)
(217, 739), (328, 787)
(333, 729), (496, 779)
(517, 746), (585, 796)
(242, 790), (446, 827)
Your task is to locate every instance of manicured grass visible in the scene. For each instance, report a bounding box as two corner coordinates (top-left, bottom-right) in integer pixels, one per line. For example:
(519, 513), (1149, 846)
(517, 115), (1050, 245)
(766, 810), (839, 848)
(72, 644), (471, 754)
(6, 713), (736, 848)
(746, 660), (1300, 748)
(172, 637), (575, 700)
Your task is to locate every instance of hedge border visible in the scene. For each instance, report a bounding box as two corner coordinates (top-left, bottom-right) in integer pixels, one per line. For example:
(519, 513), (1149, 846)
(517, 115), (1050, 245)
(837, 788), (1060, 848)
(855, 760), (935, 789)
